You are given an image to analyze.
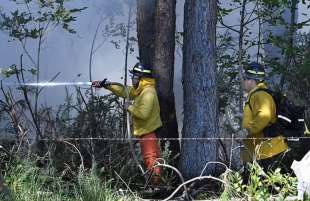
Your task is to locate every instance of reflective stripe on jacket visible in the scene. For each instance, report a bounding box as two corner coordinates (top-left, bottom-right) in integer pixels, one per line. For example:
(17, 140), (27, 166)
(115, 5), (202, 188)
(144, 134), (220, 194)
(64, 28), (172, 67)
(242, 82), (288, 161)
(107, 78), (162, 136)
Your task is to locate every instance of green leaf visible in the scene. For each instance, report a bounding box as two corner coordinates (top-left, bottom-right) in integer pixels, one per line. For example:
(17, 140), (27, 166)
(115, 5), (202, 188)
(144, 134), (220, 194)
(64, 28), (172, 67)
(28, 68), (37, 75)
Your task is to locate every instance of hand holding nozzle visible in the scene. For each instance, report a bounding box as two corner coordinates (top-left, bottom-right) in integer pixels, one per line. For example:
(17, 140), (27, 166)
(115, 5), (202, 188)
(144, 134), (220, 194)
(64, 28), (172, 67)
(92, 79), (111, 89)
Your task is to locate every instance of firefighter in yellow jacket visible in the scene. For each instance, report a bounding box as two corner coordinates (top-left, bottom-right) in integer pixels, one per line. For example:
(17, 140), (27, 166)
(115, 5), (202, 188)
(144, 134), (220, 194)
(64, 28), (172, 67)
(92, 63), (162, 184)
(242, 62), (289, 172)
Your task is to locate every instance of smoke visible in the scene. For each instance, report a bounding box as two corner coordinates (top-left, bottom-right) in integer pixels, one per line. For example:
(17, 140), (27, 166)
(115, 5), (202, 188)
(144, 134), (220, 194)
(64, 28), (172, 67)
(1, 0), (308, 125)
(0, 0), (138, 106)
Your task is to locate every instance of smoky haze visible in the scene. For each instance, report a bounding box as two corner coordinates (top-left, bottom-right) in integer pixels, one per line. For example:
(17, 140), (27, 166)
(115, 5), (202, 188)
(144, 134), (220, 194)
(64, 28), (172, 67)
(0, 0), (309, 133)
(0, 0), (138, 106)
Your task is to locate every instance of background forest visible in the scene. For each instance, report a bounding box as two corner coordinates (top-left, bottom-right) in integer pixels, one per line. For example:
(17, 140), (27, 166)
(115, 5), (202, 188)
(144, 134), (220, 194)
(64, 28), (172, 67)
(0, 0), (309, 200)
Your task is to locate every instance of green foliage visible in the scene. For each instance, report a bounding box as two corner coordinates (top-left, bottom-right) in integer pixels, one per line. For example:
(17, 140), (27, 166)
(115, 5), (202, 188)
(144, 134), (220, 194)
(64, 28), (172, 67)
(0, 65), (37, 78)
(0, 90), (143, 199)
(220, 171), (244, 200)
(0, 65), (19, 78)
(6, 159), (71, 201)
(75, 165), (135, 201)
(220, 162), (298, 201)
(47, 92), (141, 184)
(263, 31), (310, 106)
(246, 163), (272, 201)
(0, 0), (86, 40)
(4, 157), (133, 201)
(216, 31), (239, 112)
(159, 142), (177, 186)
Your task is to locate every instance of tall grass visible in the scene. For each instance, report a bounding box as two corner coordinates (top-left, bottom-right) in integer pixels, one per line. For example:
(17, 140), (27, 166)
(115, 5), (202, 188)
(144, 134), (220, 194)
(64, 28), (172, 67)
(3, 158), (134, 201)
(75, 164), (136, 201)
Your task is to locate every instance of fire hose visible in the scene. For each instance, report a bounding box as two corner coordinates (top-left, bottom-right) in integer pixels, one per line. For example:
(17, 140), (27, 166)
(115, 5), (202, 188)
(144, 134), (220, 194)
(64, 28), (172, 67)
(98, 82), (146, 176)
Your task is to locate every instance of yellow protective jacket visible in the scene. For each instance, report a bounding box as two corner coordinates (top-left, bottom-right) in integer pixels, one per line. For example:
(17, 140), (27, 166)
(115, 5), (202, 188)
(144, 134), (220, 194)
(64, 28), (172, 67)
(242, 82), (288, 161)
(107, 78), (162, 137)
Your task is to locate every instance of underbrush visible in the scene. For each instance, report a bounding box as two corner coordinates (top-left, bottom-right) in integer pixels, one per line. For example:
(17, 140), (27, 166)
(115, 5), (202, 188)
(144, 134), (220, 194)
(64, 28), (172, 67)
(2, 158), (135, 201)
(1, 153), (309, 201)
(220, 161), (309, 201)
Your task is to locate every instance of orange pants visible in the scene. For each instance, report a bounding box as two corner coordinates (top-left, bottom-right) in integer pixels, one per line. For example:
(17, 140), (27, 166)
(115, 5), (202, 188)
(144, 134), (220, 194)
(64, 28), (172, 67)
(139, 132), (161, 183)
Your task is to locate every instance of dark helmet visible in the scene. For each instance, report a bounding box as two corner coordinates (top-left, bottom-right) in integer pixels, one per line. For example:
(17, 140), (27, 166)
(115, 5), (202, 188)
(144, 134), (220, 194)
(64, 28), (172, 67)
(244, 62), (265, 81)
(129, 63), (153, 78)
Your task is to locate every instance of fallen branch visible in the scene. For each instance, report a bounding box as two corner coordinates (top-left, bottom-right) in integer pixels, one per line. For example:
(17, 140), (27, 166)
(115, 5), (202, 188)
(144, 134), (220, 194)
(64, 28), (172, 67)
(61, 139), (84, 169)
(153, 160), (190, 200)
(113, 171), (140, 200)
(163, 175), (226, 201)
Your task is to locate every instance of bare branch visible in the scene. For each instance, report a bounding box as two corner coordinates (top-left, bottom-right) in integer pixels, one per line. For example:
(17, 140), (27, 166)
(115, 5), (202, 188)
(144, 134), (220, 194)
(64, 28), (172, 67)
(163, 175), (226, 201)
(153, 161), (190, 200)
(218, 18), (240, 34)
(61, 139), (84, 169)
(113, 171), (138, 199)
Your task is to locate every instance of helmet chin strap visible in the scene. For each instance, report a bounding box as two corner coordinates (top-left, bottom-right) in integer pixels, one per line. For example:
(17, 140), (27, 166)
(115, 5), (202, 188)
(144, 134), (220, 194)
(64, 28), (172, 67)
(131, 75), (140, 88)
(134, 82), (139, 89)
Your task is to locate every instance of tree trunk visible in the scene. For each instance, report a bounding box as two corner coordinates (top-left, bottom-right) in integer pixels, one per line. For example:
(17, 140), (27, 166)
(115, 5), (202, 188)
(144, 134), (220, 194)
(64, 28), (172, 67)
(180, 0), (218, 179)
(153, 0), (180, 163)
(137, 0), (156, 66)
(238, 0), (247, 112)
(137, 0), (180, 161)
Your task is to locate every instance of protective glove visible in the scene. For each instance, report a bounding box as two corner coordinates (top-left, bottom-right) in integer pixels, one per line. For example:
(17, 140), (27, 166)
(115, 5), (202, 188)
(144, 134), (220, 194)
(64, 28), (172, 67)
(100, 78), (111, 88)
(92, 79), (110, 89)
(91, 80), (101, 88)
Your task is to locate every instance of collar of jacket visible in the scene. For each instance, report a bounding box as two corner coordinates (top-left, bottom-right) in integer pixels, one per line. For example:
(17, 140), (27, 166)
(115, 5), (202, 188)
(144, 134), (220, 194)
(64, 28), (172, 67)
(246, 82), (268, 102)
(134, 77), (156, 96)
(250, 82), (267, 94)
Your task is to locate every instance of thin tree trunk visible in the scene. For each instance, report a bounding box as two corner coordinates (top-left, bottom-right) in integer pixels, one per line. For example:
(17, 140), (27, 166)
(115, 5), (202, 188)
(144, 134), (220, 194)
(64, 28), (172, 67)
(123, 2), (133, 139)
(238, 0), (247, 112)
(153, 0), (180, 163)
(180, 0), (218, 179)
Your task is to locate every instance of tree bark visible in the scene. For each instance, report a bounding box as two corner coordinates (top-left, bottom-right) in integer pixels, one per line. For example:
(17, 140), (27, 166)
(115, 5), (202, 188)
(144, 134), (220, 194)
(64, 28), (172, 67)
(153, 0), (180, 163)
(137, 0), (156, 66)
(238, 0), (247, 112)
(137, 0), (180, 161)
(180, 0), (218, 179)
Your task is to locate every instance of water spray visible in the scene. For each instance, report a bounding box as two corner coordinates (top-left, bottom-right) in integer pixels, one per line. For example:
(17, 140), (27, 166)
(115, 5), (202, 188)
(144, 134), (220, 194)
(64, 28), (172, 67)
(1, 81), (92, 87)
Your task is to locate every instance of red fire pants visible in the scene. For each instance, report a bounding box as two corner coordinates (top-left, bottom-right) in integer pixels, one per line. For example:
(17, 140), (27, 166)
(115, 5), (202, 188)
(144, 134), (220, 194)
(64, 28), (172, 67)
(139, 132), (161, 184)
